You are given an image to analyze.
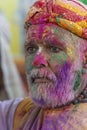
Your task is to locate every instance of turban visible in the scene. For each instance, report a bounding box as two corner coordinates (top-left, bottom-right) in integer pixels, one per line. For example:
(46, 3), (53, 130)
(25, 0), (87, 39)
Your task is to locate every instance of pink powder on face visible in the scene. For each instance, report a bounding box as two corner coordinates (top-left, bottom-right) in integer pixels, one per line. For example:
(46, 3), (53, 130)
(33, 53), (48, 67)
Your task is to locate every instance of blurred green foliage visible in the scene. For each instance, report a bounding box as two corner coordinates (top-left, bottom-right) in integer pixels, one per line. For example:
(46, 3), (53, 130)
(79, 0), (87, 4)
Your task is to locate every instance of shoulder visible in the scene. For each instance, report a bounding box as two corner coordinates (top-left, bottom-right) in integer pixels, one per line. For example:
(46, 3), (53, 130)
(0, 98), (23, 130)
(13, 97), (35, 130)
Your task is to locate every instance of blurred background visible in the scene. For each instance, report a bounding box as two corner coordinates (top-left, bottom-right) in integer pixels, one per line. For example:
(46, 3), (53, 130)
(79, 0), (87, 4)
(0, 0), (36, 55)
(0, 0), (87, 100)
(0, 0), (36, 100)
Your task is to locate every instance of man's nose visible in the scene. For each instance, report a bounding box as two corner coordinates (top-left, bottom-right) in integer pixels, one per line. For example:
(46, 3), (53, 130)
(32, 52), (49, 67)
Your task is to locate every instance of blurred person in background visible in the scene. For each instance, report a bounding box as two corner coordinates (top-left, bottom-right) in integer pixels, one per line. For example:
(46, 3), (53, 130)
(0, 0), (87, 130)
(15, 0), (36, 53)
(0, 11), (26, 100)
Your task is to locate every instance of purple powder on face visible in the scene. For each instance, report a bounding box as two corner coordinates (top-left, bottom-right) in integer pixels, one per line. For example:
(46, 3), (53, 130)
(56, 62), (71, 87)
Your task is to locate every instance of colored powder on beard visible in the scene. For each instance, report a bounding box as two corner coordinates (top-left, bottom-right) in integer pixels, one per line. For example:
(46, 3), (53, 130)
(32, 96), (46, 106)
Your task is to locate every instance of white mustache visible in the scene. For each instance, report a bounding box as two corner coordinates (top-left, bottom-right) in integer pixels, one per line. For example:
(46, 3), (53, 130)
(30, 68), (57, 82)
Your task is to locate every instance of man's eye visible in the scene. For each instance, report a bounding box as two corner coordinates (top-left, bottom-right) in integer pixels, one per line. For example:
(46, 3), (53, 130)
(49, 46), (61, 53)
(26, 47), (37, 54)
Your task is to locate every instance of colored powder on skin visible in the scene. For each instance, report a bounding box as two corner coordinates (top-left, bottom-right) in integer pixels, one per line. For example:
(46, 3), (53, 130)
(53, 28), (76, 60)
(56, 62), (71, 87)
(54, 27), (59, 34)
(73, 70), (82, 91)
(59, 62), (71, 81)
(66, 44), (76, 60)
(38, 24), (44, 39)
(51, 52), (67, 64)
(25, 55), (34, 73)
(67, 47), (73, 56)
(33, 53), (47, 66)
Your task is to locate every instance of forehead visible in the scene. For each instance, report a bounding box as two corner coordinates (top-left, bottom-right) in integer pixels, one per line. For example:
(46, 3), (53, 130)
(26, 23), (77, 45)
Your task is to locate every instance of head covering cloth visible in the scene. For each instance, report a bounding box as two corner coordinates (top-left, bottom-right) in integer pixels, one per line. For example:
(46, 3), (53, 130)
(25, 0), (87, 39)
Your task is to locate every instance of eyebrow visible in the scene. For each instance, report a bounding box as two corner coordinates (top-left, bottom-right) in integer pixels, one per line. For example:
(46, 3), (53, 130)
(44, 39), (66, 50)
(25, 40), (36, 46)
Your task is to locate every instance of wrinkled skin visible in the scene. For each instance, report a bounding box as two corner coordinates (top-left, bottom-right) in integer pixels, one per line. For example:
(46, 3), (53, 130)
(25, 23), (87, 108)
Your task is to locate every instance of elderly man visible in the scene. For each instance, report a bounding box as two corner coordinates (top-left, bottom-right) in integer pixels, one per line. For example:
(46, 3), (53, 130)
(0, 0), (87, 130)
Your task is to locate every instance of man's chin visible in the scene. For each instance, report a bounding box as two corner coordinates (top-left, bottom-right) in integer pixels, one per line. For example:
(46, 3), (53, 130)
(29, 90), (74, 108)
(29, 79), (75, 108)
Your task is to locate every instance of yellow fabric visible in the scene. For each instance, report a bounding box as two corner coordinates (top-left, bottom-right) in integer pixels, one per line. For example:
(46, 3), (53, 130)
(53, 0), (87, 16)
(13, 98), (34, 130)
(56, 17), (82, 37)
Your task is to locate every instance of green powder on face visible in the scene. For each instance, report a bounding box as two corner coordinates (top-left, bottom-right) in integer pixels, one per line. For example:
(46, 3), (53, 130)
(73, 71), (82, 91)
(25, 55), (34, 72)
(51, 52), (67, 64)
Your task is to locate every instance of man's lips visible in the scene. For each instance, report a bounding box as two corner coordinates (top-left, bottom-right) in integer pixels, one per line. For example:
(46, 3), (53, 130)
(30, 68), (57, 84)
(32, 77), (53, 83)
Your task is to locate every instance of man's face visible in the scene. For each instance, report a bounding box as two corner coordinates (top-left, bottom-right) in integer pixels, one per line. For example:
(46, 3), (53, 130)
(25, 24), (84, 108)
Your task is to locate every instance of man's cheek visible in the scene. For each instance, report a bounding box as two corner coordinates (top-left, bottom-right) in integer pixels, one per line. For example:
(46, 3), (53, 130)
(25, 56), (33, 73)
(50, 52), (68, 65)
(66, 46), (77, 61)
(73, 70), (82, 91)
